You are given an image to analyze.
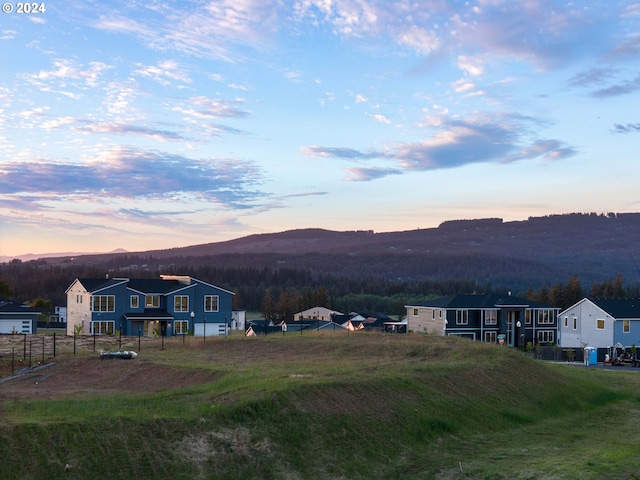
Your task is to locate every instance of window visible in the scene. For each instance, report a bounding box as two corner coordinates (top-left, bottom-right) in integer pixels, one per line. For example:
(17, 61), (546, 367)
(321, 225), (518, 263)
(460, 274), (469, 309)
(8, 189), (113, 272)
(537, 330), (555, 344)
(484, 310), (497, 325)
(92, 320), (115, 335)
(484, 331), (497, 343)
(573, 317), (577, 330)
(130, 295), (139, 309)
(597, 319), (605, 330)
(439, 310), (442, 318)
(412, 308), (419, 316)
(146, 295), (160, 308)
(174, 320), (188, 334)
(432, 309), (435, 319)
(564, 316), (568, 328)
(525, 310), (532, 325)
(174, 295), (189, 312)
(538, 310), (554, 324)
(624, 320), (630, 333)
(205, 295), (219, 312)
(456, 310), (468, 325)
(92, 295), (115, 312)
(76, 294), (82, 304)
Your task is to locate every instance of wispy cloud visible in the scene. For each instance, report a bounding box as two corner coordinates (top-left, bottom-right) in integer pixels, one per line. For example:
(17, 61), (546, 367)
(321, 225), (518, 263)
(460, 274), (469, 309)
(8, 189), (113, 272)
(591, 74), (640, 98)
(0, 147), (264, 207)
(301, 114), (576, 181)
(612, 123), (640, 134)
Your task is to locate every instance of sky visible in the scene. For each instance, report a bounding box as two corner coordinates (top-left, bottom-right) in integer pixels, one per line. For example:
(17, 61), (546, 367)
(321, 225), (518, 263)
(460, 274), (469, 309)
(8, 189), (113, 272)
(0, 1), (639, 257)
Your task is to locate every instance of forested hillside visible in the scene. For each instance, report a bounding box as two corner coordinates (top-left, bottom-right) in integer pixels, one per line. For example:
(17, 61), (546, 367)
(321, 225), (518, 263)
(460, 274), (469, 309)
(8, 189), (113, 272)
(1, 212), (639, 316)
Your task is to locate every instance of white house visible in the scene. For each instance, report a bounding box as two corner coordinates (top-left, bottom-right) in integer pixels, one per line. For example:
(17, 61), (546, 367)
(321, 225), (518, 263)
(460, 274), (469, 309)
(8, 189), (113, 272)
(293, 306), (343, 321)
(559, 297), (640, 349)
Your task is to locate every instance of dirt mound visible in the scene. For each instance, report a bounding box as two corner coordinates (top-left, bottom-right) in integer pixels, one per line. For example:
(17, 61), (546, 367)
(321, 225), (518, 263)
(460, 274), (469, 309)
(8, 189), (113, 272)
(0, 356), (218, 401)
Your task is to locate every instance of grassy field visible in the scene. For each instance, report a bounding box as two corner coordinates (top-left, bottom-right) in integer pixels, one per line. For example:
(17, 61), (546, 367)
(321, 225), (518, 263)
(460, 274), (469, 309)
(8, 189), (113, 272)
(1, 333), (640, 479)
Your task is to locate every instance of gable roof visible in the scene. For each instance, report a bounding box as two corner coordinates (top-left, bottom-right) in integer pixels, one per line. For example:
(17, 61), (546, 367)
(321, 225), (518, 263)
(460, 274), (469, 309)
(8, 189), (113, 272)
(588, 297), (640, 319)
(408, 293), (555, 310)
(68, 276), (234, 296)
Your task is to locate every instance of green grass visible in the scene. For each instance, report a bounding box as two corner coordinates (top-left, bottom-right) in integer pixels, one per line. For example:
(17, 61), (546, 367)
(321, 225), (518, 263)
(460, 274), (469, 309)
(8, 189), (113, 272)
(2, 334), (640, 479)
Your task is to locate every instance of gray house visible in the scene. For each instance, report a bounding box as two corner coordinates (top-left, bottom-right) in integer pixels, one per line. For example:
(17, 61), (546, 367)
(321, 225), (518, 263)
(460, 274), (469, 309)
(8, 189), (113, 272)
(558, 297), (640, 349)
(0, 298), (39, 334)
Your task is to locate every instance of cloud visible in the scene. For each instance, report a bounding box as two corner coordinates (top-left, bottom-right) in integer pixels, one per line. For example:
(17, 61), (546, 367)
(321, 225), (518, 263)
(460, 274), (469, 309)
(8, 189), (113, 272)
(568, 67), (619, 88)
(370, 113), (390, 124)
(0, 147), (264, 208)
(591, 74), (640, 98)
(345, 167), (402, 182)
(300, 146), (384, 160)
(301, 114), (577, 181)
(174, 96), (250, 119)
(133, 60), (192, 86)
(612, 123), (640, 134)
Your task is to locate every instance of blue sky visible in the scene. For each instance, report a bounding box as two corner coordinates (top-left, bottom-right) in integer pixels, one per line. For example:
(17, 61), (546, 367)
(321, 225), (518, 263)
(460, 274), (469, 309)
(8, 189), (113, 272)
(1, 1), (639, 256)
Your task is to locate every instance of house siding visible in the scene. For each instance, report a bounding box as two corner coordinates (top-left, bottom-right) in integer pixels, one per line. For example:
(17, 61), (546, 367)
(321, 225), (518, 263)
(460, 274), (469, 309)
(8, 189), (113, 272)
(66, 276), (234, 337)
(407, 307), (445, 334)
(559, 299), (615, 348)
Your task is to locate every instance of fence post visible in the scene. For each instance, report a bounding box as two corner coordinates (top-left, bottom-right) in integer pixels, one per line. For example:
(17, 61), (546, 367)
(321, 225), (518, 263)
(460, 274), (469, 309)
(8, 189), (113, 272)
(42, 336), (45, 364)
(53, 332), (56, 358)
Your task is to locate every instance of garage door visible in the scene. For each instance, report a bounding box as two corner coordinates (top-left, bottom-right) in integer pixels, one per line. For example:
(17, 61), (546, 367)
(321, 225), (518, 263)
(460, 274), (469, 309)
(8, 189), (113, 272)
(0, 319), (32, 334)
(193, 322), (227, 337)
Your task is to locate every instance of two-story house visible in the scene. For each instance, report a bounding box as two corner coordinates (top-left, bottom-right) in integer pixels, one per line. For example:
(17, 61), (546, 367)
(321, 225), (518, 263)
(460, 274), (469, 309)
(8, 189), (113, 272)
(558, 297), (640, 349)
(66, 275), (234, 337)
(405, 293), (559, 347)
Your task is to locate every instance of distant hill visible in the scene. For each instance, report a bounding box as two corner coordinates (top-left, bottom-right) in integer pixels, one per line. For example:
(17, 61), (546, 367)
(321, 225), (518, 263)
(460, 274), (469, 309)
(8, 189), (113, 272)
(60, 212), (640, 290)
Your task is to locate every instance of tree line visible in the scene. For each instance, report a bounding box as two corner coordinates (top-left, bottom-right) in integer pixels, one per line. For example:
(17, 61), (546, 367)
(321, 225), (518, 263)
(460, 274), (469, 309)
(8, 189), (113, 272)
(2, 256), (639, 321)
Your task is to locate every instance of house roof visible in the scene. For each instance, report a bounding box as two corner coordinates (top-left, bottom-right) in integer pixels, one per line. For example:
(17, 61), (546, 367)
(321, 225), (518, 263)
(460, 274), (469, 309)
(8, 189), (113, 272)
(71, 276), (233, 296)
(407, 293), (555, 310)
(127, 278), (191, 295)
(0, 298), (39, 314)
(588, 297), (640, 319)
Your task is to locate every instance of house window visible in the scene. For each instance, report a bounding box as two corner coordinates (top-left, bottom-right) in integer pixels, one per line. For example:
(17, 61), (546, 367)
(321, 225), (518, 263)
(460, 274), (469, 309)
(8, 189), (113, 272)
(92, 295), (115, 312)
(564, 316), (568, 328)
(456, 310), (468, 325)
(484, 310), (497, 325)
(439, 310), (442, 318)
(484, 331), (497, 343)
(597, 319), (605, 330)
(92, 320), (115, 335)
(412, 308), (419, 317)
(174, 320), (188, 334)
(525, 310), (532, 325)
(432, 309), (435, 319)
(205, 295), (219, 312)
(538, 309), (554, 324)
(76, 294), (82, 304)
(174, 295), (189, 312)
(573, 317), (577, 330)
(624, 320), (630, 333)
(146, 295), (160, 308)
(537, 330), (555, 344)
(130, 295), (139, 309)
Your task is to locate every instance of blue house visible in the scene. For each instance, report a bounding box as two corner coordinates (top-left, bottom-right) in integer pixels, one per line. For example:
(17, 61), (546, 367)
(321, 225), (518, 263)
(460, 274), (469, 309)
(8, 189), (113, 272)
(406, 293), (559, 347)
(66, 275), (234, 337)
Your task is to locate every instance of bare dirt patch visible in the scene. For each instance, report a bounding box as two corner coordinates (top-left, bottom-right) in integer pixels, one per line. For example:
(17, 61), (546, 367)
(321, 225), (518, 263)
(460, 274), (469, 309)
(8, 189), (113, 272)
(0, 356), (219, 402)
